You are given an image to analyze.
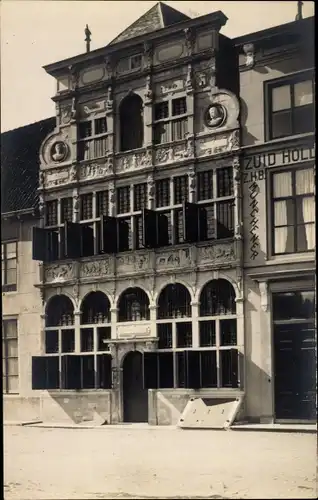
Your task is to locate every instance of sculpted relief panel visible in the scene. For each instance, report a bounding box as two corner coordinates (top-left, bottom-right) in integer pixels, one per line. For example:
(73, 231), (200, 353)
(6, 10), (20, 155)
(45, 263), (75, 283)
(155, 140), (194, 165)
(80, 259), (113, 279)
(197, 129), (239, 157)
(116, 253), (151, 275)
(116, 150), (152, 174)
(197, 243), (236, 266)
(156, 248), (192, 269)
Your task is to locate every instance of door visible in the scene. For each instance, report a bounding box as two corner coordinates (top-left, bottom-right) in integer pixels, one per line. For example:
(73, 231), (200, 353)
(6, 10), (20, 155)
(123, 351), (148, 423)
(274, 322), (316, 420)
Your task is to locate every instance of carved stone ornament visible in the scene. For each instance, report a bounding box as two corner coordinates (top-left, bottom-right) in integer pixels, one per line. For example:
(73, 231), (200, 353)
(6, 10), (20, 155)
(243, 43), (255, 69)
(50, 141), (68, 163)
(156, 248), (192, 269)
(205, 104), (226, 128)
(195, 72), (208, 89)
(144, 75), (153, 101)
(147, 174), (155, 202)
(259, 281), (268, 312)
(104, 55), (114, 77)
(117, 253), (150, 274)
(143, 41), (153, 69)
(188, 166), (196, 194)
(45, 263), (74, 283)
(106, 87), (113, 111)
(61, 105), (72, 124)
(198, 243), (236, 265)
(38, 193), (45, 217)
(184, 27), (194, 55)
(79, 162), (112, 181)
(80, 259), (111, 278)
(69, 65), (79, 90)
(83, 100), (106, 117)
(186, 63), (193, 93)
(117, 150), (152, 173)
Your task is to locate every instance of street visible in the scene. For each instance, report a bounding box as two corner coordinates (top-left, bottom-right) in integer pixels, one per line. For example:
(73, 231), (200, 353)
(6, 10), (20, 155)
(4, 425), (317, 499)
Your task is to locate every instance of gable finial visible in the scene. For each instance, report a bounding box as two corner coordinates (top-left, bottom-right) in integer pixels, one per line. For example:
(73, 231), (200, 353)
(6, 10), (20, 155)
(295, 1), (303, 20)
(85, 24), (91, 52)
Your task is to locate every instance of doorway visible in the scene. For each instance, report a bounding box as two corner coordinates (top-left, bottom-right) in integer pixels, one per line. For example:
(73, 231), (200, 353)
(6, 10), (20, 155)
(122, 351), (148, 423)
(273, 307), (316, 421)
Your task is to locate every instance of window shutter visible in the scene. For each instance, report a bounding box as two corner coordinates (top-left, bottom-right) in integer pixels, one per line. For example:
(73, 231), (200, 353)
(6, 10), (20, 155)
(64, 222), (82, 259)
(32, 227), (48, 261)
(158, 352), (174, 388)
(185, 350), (201, 389)
(46, 356), (60, 389)
(117, 219), (129, 252)
(32, 356), (47, 389)
(100, 216), (117, 254)
(157, 213), (169, 247)
(61, 355), (81, 389)
(143, 352), (158, 389)
(183, 202), (199, 243)
(230, 348), (239, 388)
(97, 353), (112, 389)
(198, 207), (208, 242)
(48, 230), (59, 261)
(81, 225), (94, 257)
(142, 209), (157, 248)
(81, 354), (95, 389)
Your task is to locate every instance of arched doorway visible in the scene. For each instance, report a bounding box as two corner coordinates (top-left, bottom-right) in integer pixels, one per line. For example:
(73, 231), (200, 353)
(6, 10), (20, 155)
(122, 351), (148, 423)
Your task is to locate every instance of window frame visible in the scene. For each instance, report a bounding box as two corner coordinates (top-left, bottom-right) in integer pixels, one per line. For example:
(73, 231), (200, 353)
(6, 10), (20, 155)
(2, 318), (19, 394)
(153, 94), (188, 145)
(269, 164), (315, 256)
(1, 241), (18, 292)
(77, 115), (109, 162)
(265, 70), (315, 142)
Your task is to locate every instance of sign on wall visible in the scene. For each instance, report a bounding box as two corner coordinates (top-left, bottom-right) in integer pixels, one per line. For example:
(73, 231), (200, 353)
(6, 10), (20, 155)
(243, 145), (315, 184)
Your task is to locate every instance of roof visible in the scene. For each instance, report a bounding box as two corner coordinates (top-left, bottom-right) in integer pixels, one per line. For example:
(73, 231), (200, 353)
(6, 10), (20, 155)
(234, 15), (314, 49)
(1, 117), (56, 215)
(109, 1), (190, 45)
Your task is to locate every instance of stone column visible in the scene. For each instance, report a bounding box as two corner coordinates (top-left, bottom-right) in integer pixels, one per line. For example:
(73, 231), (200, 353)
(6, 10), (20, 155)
(185, 62), (194, 138)
(191, 301), (200, 348)
(149, 305), (158, 338)
(188, 165), (196, 203)
(110, 307), (118, 340)
(144, 74), (153, 148)
(258, 281), (274, 423)
(108, 181), (116, 217)
(74, 311), (81, 353)
(147, 174), (155, 210)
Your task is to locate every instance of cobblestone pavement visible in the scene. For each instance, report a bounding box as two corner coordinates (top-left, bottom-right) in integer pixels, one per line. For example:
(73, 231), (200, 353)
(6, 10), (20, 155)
(4, 425), (317, 499)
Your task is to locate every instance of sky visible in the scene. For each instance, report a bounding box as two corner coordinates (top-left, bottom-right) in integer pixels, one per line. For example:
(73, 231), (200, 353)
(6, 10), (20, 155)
(1, 0), (315, 132)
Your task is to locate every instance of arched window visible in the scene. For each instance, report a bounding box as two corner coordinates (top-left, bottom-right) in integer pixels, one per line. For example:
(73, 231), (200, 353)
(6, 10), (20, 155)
(158, 283), (191, 319)
(119, 94), (144, 151)
(118, 287), (149, 321)
(45, 295), (75, 354)
(46, 295), (74, 327)
(80, 291), (111, 324)
(157, 284), (192, 352)
(80, 291), (111, 352)
(199, 279), (236, 317)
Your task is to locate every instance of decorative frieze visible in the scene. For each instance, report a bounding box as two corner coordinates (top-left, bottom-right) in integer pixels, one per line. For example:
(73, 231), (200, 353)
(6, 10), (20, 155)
(117, 322), (151, 339)
(44, 263), (75, 283)
(198, 243), (236, 266)
(116, 150), (152, 173)
(117, 253), (151, 274)
(156, 248), (192, 269)
(155, 140), (194, 165)
(79, 159), (113, 181)
(80, 259), (112, 278)
(44, 168), (71, 188)
(196, 129), (239, 157)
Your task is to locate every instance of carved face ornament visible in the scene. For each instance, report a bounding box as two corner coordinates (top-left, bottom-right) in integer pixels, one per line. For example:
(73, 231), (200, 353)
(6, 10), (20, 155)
(205, 104), (226, 128)
(51, 141), (68, 162)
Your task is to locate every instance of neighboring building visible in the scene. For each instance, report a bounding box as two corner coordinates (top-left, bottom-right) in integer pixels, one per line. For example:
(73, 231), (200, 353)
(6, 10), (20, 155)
(2, 2), (315, 425)
(1, 118), (55, 419)
(237, 15), (315, 422)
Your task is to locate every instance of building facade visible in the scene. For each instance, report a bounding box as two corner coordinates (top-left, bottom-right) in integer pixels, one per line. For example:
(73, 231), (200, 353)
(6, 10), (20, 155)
(2, 3), (315, 425)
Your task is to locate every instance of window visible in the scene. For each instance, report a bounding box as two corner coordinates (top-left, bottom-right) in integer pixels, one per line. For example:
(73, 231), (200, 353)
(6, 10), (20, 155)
(46, 200), (58, 226)
(271, 166), (315, 254)
(154, 97), (188, 144)
(119, 94), (144, 152)
(2, 242), (17, 292)
(2, 319), (19, 394)
(45, 295), (75, 353)
(118, 288), (150, 321)
(268, 72), (314, 140)
(80, 193), (93, 220)
(61, 198), (73, 223)
(77, 117), (108, 161)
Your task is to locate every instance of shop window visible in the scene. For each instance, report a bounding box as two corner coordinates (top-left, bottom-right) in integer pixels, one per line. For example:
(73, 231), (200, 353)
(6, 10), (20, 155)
(267, 72), (314, 140)
(120, 93), (144, 152)
(118, 287), (150, 322)
(271, 166), (315, 255)
(2, 319), (19, 394)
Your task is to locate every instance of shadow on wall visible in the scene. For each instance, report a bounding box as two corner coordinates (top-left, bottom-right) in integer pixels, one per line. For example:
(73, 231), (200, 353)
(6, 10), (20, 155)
(240, 97), (259, 147)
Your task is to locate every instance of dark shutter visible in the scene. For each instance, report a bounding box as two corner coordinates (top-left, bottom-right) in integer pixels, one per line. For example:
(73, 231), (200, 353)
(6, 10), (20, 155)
(61, 355), (81, 389)
(81, 225), (94, 257)
(117, 219), (129, 252)
(183, 202), (199, 243)
(185, 350), (201, 389)
(100, 216), (117, 253)
(142, 209), (157, 248)
(97, 354), (112, 389)
(63, 221), (82, 259)
(158, 352), (174, 388)
(48, 230), (59, 261)
(143, 352), (158, 389)
(32, 356), (47, 389)
(81, 355), (95, 389)
(157, 213), (169, 247)
(198, 207), (208, 242)
(46, 356), (60, 389)
(200, 350), (217, 388)
(32, 227), (48, 261)
(32, 356), (59, 390)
